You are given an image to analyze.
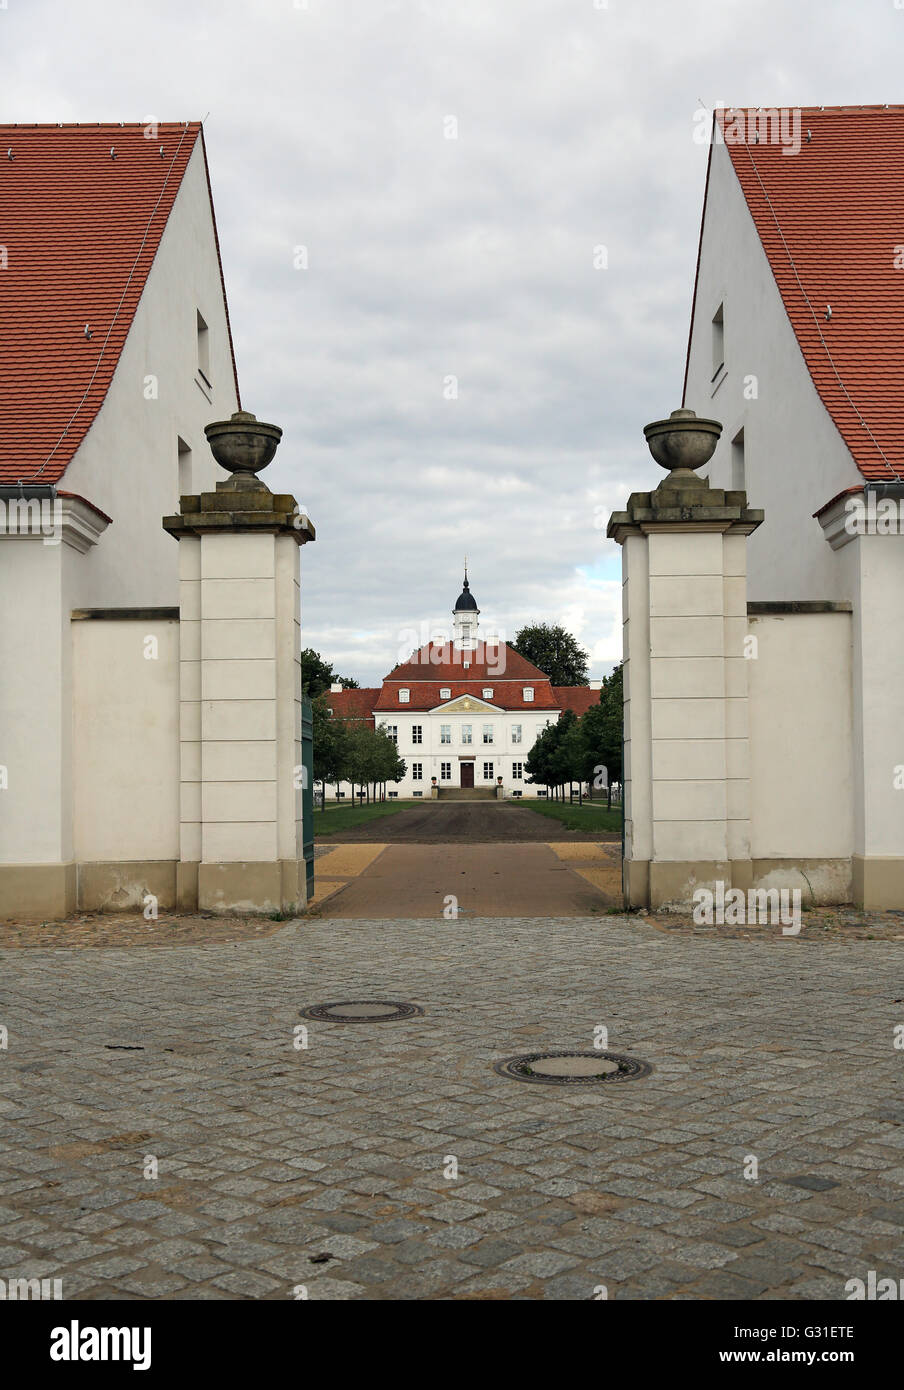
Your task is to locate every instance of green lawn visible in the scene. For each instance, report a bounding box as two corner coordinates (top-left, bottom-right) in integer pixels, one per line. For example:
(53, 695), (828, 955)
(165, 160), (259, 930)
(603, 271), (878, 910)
(510, 799), (623, 834)
(313, 800), (414, 837)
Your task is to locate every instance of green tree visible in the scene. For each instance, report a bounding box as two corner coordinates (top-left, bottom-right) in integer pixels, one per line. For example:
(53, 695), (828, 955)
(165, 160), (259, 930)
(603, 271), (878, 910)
(511, 623), (589, 686)
(525, 719), (562, 798)
(311, 696), (352, 809)
(580, 662), (623, 808)
(301, 648), (359, 698)
(372, 725), (407, 797)
(340, 723), (406, 804)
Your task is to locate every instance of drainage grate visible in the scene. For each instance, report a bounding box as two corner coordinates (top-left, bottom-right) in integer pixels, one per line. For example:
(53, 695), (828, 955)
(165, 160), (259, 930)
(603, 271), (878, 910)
(300, 1001), (424, 1023)
(494, 1050), (651, 1085)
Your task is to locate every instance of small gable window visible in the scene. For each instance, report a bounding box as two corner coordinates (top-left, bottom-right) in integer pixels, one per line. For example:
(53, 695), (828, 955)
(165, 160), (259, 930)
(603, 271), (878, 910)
(440, 687), (451, 699)
(483, 688), (493, 699)
(399, 689), (409, 703)
(523, 687), (534, 701)
(712, 303), (724, 380)
(197, 310), (211, 385)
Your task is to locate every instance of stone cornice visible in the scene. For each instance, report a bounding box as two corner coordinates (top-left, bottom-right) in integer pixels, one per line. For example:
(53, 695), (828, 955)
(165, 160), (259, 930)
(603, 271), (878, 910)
(163, 481), (316, 545)
(607, 480), (763, 545)
(0, 493), (111, 552)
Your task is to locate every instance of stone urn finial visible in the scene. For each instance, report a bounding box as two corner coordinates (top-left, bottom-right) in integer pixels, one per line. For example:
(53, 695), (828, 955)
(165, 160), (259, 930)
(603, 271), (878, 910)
(204, 410), (283, 490)
(643, 408), (721, 485)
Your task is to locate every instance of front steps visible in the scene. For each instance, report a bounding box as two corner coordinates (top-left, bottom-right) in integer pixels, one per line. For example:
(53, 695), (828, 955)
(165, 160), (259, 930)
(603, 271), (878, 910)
(437, 787), (496, 801)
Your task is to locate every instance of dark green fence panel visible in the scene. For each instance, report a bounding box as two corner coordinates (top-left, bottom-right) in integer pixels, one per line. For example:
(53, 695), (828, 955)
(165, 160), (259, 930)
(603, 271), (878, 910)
(301, 695), (314, 902)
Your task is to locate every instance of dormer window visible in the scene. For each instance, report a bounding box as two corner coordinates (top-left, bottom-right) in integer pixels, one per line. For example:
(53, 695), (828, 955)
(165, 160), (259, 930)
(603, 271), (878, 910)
(483, 688), (493, 699)
(399, 689), (409, 703)
(523, 687), (534, 701)
(440, 687), (451, 699)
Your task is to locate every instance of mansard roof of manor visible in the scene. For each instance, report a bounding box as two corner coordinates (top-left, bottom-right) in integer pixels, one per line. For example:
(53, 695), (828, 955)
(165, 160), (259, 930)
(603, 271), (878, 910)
(384, 640), (549, 685)
(328, 680), (597, 718)
(0, 121), (240, 485)
(373, 680), (560, 713)
(323, 688), (379, 726)
(684, 104), (904, 483)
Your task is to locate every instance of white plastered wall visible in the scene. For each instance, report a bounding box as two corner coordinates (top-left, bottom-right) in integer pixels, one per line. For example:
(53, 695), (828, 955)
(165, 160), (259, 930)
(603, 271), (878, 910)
(746, 611), (853, 867)
(72, 618), (180, 862)
(683, 141), (861, 603)
(0, 538), (79, 864)
(62, 136), (239, 610)
(838, 533), (904, 861)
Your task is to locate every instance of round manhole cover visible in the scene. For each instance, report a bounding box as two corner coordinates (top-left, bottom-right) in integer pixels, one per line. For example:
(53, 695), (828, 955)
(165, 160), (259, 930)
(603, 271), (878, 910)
(301, 1001), (424, 1023)
(494, 1050), (651, 1085)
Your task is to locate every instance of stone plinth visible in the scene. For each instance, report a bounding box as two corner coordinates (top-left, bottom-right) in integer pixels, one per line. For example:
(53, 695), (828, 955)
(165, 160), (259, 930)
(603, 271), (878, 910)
(608, 410), (763, 910)
(163, 413), (315, 915)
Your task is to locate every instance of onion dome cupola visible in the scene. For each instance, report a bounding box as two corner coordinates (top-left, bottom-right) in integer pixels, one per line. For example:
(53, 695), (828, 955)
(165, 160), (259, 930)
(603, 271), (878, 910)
(453, 564), (479, 648)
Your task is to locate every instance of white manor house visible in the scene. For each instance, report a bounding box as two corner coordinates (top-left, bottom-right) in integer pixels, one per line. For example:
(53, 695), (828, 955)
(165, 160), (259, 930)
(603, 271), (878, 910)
(326, 574), (599, 799)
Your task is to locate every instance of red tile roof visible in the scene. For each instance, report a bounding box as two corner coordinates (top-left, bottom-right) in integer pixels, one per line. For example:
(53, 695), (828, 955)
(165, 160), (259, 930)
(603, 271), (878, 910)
(386, 641), (548, 684)
(553, 686), (600, 716)
(686, 105), (904, 483)
(326, 688), (379, 726)
(0, 122), (240, 485)
(374, 681), (559, 713)
(329, 678), (598, 717)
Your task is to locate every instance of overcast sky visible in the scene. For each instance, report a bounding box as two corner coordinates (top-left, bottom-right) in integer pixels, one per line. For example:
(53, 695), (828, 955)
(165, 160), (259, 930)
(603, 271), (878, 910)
(2, 0), (899, 683)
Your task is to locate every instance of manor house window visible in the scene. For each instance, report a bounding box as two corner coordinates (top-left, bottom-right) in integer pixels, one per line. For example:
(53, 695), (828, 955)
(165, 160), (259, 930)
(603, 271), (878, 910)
(461, 724), (472, 744)
(412, 763), (423, 781)
(482, 762), (494, 780)
(511, 724), (522, 744)
(482, 724), (494, 744)
(412, 725), (423, 744)
(440, 725), (451, 744)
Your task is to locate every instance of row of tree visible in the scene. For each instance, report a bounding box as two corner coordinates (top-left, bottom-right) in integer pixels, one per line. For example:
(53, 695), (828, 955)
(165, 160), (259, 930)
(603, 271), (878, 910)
(525, 663), (623, 807)
(311, 700), (406, 807)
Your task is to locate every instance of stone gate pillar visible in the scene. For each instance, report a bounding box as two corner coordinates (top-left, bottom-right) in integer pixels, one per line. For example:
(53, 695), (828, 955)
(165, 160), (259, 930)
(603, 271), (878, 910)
(163, 411), (315, 914)
(607, 409), (763, 909)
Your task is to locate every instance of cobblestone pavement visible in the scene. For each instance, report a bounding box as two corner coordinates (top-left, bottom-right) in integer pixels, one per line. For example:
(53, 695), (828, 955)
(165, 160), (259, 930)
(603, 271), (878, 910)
(0, 913), (290, 950)
(1, 914), (902, 1300)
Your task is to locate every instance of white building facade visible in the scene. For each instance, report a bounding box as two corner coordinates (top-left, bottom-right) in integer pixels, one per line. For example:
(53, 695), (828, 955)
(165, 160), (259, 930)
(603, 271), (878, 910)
(0, 122), (311, 920)
(328, 575), (599, 798)
(613, 104), (904, 910)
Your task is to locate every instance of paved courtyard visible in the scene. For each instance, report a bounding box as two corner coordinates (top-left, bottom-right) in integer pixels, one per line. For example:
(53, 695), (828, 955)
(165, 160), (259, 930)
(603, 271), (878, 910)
(1, 913), (903, 1300)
